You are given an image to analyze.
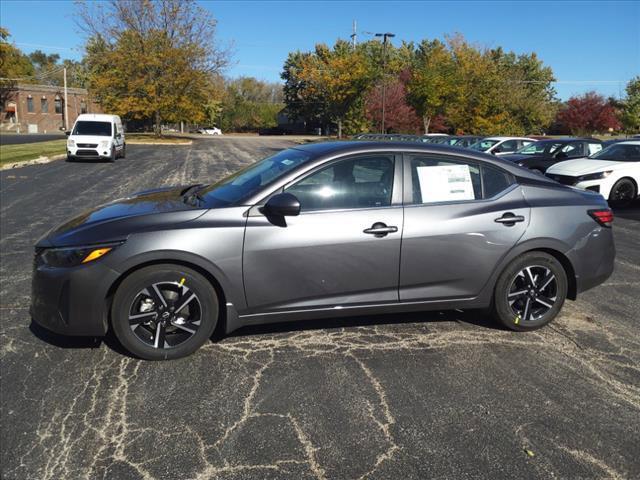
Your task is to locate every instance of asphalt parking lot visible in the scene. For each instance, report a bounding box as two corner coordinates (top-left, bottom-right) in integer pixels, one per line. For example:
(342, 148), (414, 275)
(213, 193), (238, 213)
(1, 136), (639, 479)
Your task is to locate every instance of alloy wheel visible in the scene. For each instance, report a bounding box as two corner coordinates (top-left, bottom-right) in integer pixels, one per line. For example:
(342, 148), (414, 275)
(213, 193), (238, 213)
(128, 281), (202, 349)
(611, 181), (634, 203)
(507, 265), (557, 322)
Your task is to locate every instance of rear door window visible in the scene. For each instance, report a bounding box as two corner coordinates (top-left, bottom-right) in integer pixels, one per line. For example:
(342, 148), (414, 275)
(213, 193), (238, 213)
(407, 155), (514, 204)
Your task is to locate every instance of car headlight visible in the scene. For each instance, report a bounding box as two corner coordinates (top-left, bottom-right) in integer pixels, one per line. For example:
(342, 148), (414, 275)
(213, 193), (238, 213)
(39, 243), (121, 268)
(100, 140), (110, 149)
(67, 139), (75, 147)
(577, 171), (613, 182)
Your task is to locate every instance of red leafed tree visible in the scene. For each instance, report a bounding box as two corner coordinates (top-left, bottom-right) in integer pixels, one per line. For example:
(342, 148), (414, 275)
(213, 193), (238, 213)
(556, 91), (621, 135)
(365, 76), (423, 134)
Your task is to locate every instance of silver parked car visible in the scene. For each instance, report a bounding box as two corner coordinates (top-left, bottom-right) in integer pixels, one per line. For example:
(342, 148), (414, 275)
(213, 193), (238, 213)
(32, 142), (615, 360)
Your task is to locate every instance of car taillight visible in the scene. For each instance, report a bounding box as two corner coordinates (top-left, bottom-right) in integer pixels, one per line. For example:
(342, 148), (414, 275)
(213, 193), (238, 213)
(588, 209), (614, 228)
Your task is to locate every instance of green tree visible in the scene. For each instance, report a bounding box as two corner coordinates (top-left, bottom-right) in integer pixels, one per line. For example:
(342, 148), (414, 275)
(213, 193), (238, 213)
(77, 0), (230, 135)
(406, 39), (455, 133)
(0, 27), (36, 104)
(620, 76), (640, 134)
(218, 77), (284, 132)
(282, 40), (376, 137)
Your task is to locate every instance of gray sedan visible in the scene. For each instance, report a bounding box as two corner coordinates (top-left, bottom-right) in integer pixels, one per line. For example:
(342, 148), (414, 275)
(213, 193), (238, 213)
(31, 141), (615, 360)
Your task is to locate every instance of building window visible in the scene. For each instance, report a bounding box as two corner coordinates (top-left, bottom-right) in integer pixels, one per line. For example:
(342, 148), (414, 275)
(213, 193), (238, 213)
(27, 96), (34, 113)
(41, 97), (48, 113)
(54, 97), (62, 114)
(80, 99), (87, 114)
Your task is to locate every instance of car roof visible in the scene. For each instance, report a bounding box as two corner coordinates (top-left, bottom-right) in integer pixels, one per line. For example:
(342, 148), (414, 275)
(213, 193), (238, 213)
(292, 141), (557, 182)
(76, 113), (120, 122)
(618, 140), (640, 145)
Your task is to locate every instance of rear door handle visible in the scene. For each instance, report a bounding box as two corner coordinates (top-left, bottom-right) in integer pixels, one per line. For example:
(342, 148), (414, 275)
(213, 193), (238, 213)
(495, 213), (525, 225)
(363, 222), (398, 237)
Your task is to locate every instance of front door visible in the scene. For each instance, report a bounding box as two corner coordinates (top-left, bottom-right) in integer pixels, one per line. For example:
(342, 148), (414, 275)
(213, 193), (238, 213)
(399, 154), (530, 301)
(243, 153), (403, 313)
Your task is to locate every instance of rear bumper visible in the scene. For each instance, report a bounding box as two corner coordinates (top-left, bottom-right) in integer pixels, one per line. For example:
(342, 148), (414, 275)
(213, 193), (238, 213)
(568, 226), (615, 295)
(31, 260), (120, 336)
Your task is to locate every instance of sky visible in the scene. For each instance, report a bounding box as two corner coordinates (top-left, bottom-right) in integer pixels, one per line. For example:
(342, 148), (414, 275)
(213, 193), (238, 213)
(1, 0), (638, 100)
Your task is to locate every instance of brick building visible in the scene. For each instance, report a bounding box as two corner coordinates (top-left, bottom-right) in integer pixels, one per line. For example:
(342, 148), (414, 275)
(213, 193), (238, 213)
(1, 84), (101, 134)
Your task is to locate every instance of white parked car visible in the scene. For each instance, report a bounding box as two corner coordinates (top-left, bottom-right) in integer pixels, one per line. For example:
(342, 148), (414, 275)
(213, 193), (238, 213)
(546, 141), (640, 207)
(66, 114), (125, 162)
(469, 136), (536, 156)
(198, 127), (222, 135)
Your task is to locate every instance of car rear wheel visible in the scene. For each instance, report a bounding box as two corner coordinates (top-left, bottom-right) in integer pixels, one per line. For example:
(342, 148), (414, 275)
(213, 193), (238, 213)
(111, 265), (218, 360)
(492, 252), (567, 331)
(609, 178), (636, 208)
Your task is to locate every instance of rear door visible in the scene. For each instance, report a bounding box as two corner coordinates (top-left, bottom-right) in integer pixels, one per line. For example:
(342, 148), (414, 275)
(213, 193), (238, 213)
(243, 153), (403, 313)
(399, 154), (530, 301)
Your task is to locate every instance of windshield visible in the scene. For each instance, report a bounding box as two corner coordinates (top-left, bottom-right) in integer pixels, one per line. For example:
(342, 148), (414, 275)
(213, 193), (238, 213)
(515, 141), (563, 156)
(199, 148), (312, 206)
(72, 121), (112, 136)
(589, 144), (640, 162)
(469, 139), (498, 151)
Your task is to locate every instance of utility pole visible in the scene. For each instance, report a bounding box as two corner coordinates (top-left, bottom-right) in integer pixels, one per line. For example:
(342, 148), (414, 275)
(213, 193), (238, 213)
(351, 20), (357, 49)
(63, 67), (69, 131)
(375, 32), (395, 134)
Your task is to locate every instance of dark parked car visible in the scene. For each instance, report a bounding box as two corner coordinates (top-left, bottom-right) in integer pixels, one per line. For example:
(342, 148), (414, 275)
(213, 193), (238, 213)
(503, 138), (604, 173)
(32, 142), (615, 360)
(448, 135), (485, 148)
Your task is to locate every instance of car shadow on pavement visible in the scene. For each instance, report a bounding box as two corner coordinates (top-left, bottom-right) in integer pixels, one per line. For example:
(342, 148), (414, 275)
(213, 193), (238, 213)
(613, 203), (640, 221)
(29, 309), (503, 358)
(29, 320), (103, 349)
(223, 308), (504, 341)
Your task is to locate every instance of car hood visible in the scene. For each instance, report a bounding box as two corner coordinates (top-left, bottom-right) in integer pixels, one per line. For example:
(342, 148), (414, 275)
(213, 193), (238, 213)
(546, 158), (625, 175)
(37, 185), (207, 248)
(69, 134), (113, 144)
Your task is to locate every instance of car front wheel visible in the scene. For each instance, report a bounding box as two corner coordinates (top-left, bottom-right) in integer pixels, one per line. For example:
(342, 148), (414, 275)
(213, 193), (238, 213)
(111, 265), (218, 360)
(492, 252), (567, 331)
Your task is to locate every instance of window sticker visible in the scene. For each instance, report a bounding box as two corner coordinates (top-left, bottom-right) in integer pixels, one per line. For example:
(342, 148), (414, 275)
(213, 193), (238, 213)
(417, 164), (475, 203)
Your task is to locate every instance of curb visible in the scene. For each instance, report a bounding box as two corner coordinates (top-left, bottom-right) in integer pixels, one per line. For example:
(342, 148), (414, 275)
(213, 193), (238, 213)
(1, 154), (66, 171)
(127, 141), (192, 145)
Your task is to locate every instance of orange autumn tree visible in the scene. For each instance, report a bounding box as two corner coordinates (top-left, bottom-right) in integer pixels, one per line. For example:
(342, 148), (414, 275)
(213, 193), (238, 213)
(77, 0), (230, 135)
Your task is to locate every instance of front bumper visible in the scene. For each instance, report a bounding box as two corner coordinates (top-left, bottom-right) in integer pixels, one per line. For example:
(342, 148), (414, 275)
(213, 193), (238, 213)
(31, 257), (120, 336)
(68, 145), (112, 159)
(546, 174), (614, 199)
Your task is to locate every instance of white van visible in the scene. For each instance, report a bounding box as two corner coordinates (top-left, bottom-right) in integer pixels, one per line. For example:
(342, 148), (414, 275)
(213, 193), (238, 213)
(67, 114), (125, 162)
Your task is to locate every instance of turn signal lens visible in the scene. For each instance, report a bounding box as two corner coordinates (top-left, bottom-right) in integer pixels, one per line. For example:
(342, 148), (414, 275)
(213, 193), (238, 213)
(588, 209), (614, 228)
(82, 247), (113, 264)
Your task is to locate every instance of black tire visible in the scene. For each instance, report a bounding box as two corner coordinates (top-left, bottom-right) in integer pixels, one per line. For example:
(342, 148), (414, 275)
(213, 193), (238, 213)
(66, 155), (75, 162)
(111, 265), (218, 360)
(609, 178), (637, 208)
(108, 147), (116, 162)
(120, 143), (126, 159)
(492, 252), (567, 331)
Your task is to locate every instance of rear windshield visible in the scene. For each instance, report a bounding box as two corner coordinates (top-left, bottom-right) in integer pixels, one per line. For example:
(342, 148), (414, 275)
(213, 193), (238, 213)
(72, 121), (112, 136)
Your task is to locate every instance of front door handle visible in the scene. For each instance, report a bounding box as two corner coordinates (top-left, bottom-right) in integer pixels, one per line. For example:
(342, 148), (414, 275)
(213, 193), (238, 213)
(495, 212), (525, 226)
(363, 222), (398, 238)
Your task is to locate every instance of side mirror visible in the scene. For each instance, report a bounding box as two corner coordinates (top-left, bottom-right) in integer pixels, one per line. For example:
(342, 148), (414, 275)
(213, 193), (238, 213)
(65, 131), (71, 136)
(491, 149), (498, 155)
(260, 193), (300, 217)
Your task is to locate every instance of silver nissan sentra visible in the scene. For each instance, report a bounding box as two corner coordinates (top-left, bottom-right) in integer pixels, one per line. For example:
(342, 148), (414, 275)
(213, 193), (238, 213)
(31, 141), (615, 360)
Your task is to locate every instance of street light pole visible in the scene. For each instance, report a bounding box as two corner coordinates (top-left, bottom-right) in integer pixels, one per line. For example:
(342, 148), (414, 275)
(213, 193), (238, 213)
(375, 32), (395, 134)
